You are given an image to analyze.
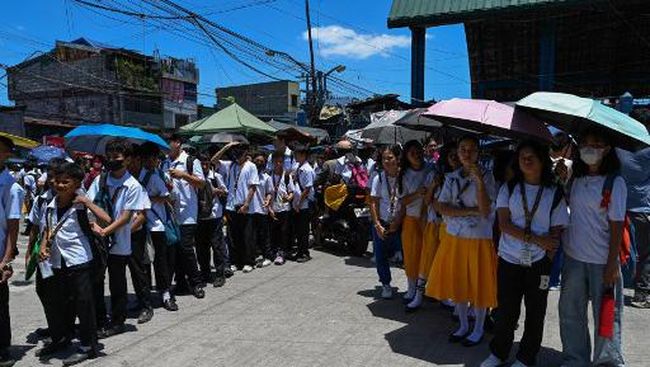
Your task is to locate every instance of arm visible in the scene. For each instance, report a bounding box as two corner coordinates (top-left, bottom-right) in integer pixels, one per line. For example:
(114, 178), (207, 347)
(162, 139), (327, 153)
(75, 195), (111, 224)
(497, 208), (561, 251)
(436, 202), (480, 217)
(369, 196), (386, 239)
(475, 176), (492, 219)
(0, 219), (18, 283)
(239, 186), (256, 214)
(210, 142), (239, 164)
(603, 220), (624, 287)
(96, 210), (133, 237)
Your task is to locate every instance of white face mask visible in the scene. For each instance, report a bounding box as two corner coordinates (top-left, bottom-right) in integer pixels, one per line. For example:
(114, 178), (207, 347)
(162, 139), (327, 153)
(579, 147), (605, 165)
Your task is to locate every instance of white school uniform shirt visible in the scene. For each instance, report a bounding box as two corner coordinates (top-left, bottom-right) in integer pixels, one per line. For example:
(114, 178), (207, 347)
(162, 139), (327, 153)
(23, 170), (38, 198)
(164, 151), (204, 225)
(294, 161), (315, 210)
(0, 169), (24, 258)
(28, 189), (54, 232)
(565, 175), (627, 265)
(399, 167), (429, 218)
(334, 155), (363, 185)
(370, 172), (400, 223)
(270, 171), (295, 213)
(206, 170), (226, 219)
(138, 168), (170, 232)
(496, 183), (569, 265)
(251, 172), (272, 215)
(219, 160), (259, 212)
(42, 199), (93, 268)
(87, 172), (147, 256)
(423, 171), (442, 223)
(438, 168), (497, 239)
(266, 147), (298, 173)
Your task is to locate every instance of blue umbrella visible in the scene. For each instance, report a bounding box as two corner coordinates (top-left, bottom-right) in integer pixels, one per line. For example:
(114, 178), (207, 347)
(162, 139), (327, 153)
(28, 145), (67, 164)
(65, 124), (170, 155)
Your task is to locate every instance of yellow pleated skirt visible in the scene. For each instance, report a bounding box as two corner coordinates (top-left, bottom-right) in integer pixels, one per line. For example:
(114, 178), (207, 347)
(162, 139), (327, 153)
(425, 232), (497, 309)
(418, 222), (441, 278)
(401, 216), (424, 280)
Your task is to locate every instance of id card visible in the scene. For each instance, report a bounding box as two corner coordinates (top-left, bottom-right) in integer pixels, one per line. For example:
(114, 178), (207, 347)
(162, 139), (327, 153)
(520, 247), (533, 267)
(38, 261), (54, 279)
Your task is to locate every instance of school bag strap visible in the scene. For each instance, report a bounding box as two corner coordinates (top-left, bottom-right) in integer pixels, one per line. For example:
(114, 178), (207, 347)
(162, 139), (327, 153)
(598, 172), (633, 265)
(506, 180), (565, 213)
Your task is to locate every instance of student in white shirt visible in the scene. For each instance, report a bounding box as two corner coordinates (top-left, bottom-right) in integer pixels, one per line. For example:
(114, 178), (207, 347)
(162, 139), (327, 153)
(251, 152), (274, 268)
(266, 134), (298, 173)
(268, 151), (295, 265)
(138, 143), (178, 311)
(292, 144), (315, 263)
(0, 137), (24, 366)
(211, 141), (259, 273)
(87, 139), (148, 338)
(38, 162), (110, 364)
(196, 153), (229, 287)
(165, 134), (205, 299)
(559, 128), (626, 367)
(369, 145), (402, 299)
(481, 141), (569, 367)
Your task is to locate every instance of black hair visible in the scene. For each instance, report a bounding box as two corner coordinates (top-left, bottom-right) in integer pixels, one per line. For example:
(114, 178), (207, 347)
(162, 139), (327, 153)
(377, 145), (402, 173)
(105, 139), (134, 157)
(573, 127), (621, 178)
(197, 152), (211, 162)
(252, 151), (266, 160)
(169, 133), (184, 144)
(47, 157), (67, 171)
(54, 162), (85, 182)
(510, 140), (555, 187)
(139, 142), (161, 158)
(437, 142), (458, 174)
(492, 150), (516, 185)
(272, 150), (285, 161)
(398, 140), (423, 193)
(457, 134), (480, 148)
(0, 137), (15, 152)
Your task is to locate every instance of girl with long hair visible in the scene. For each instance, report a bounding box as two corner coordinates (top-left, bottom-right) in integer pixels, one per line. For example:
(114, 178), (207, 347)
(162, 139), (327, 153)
(559, 127), (626, 367)
(426, 135), (498, 347)
(481, 140), (569, 367)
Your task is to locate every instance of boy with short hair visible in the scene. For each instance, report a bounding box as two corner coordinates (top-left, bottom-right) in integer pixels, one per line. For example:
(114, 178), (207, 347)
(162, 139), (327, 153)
(87, 139), (148, 338)
(269, 151), (295, 265)
(251, 153), (274, 268)
(292, 144), (315, 263)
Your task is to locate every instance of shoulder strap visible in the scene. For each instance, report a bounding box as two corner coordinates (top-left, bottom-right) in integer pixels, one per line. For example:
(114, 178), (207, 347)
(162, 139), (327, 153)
(76, 208), (93, 239)
(507, 180), (517, 196)
(601, 173), (618, 210)
(140, 170), (154, 189)
(186, 155), (194, 176)
(551, 184), (565, 212)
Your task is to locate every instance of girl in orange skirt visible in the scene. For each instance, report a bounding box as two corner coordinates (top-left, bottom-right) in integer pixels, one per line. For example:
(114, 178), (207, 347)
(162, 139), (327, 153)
(397, 140), (429, 302)
(406, 143), (460, 312)
(426, 135), (497, 347)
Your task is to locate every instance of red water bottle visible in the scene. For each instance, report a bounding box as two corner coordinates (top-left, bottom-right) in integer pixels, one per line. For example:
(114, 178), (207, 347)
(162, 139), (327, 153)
(598, 287), (615, 339)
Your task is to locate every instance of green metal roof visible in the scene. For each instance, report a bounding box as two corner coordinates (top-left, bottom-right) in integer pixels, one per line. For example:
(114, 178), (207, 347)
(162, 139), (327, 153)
(388, 0), (583, 28)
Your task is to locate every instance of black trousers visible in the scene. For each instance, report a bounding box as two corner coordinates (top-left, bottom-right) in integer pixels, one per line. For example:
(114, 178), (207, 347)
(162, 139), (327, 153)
(0, 283), (10, 349)
(252, 214), (273, 260)
(150, 231), (173, 293)
(52, 263), (97, 348)
(490, 257), (551, 366)
(173, 224), (202, 289)
(196, 218), (228, 280)
(105, 254), (129, 326)
(295, 206), (312, 257)
(270, 211), (290, 258)
(631, 212), (650, 297)
(128, 229), (152, 309)
(35, 269), (59, 339)
(227, 211), (255, 268)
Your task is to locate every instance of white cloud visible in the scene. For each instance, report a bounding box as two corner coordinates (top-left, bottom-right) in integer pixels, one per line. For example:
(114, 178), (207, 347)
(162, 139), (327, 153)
(304, 25), (410, 59)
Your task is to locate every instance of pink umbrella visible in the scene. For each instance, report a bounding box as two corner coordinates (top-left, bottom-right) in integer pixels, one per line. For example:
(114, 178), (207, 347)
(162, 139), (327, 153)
(423, 99), (552, 142)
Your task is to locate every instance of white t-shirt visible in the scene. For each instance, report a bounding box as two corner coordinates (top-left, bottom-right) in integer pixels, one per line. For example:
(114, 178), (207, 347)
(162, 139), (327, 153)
(0, 169), (24, 257)
(334, 155), (363, 185)
(438, 168), (496, 239)
(270, 171), (295, 213)
(399, 167), (429, 218)
(87, 172), (147, 256)
(266, 147), (298, 173)
(294, 162), (315, 210)
(251, 173), (272, 215)
(165, 151), (204, 225)
(370, 172), (400, 223)
(220, 160), (259, 212)
(496, 183), (569, 265)
(565, 175), (627, 265)
(42, 199), (94, 268)
(138, 168), (170, 232)
(28, 190), (54, 231)
(206, 170), (226, 219)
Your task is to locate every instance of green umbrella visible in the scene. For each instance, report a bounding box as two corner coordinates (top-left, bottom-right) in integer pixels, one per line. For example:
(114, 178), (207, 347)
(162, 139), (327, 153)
(516, 92), (650, 150)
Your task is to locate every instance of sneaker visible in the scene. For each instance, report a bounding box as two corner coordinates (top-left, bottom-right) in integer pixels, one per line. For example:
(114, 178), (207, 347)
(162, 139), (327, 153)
(242, 265), (254, 273)
(137, 308), (154, 324)
(192, 286), (205, 299)
(62, 346), (97, 366)
(296, 254), (311, 263)
(631, 293), (650, 309)
(261, 259), (273, 267)
(511, 360), (529, 367)
(224, 267), (234, 278)
(274, 255), (285, 265)
(381, 284), (393, 299)
(163, 298), (179, 312)
(230, 265), (238, 273)
(479, 353), (505, 367)
(213, 276), (226, 288)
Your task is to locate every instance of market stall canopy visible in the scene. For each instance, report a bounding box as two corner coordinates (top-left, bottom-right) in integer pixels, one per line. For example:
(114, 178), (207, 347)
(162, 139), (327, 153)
(423, 99), (552, 142)
(362, 110), (429, 144)
(0, 132), (39, 149)
(64, 124), (169, 155)
(516, 92), (650, 150)
(180, 103), (275, 137)
(266, 119), (329, 143)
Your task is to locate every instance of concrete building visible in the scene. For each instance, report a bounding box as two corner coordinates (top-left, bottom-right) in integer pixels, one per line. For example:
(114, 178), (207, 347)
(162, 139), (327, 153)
(0, 106), (25, 137)
(6, 38), (198, 137)
(216, 80), (300, 122)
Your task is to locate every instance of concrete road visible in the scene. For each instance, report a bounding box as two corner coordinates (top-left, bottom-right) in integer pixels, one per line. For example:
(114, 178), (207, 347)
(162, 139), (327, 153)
(5, 237), (649, 366)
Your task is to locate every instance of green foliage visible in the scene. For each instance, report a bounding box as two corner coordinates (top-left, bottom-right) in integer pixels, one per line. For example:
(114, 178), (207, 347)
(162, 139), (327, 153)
(115, 57), (160, 92)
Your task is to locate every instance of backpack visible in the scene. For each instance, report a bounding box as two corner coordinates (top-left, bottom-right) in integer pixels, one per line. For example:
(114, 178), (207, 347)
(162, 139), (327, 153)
(186, 156), (214, 220)
(77, 208), (108, 275)
(599, 174), (635, 267)
(348, 163), (369, 190)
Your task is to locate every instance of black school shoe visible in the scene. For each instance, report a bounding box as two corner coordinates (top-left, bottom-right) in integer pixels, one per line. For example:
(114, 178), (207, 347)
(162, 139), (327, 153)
(98, 323), (126, 339)
(295, 254), (312, 263)
(137, 308), (154, 324)
(0, 349), (14, 367)
(163, 298), (179, 312)
(213, 276), (226, 288)
(192, 286), (205, 299)
(36, 337), (71, 357)
(62, 346), (97, 366)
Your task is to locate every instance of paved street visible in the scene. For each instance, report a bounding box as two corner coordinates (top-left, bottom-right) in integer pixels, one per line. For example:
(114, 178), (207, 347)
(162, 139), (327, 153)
(5, 236), (650, 367)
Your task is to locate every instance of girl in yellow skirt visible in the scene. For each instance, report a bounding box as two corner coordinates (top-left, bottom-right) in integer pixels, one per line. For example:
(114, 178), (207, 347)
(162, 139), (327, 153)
(406, 143), (460, 312)
(397, 140), (430, 302)
(426, 135), (498, 347)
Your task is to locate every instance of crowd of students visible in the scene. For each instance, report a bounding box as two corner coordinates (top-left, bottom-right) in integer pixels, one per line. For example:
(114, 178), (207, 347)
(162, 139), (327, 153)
(369, 128), (637, 367)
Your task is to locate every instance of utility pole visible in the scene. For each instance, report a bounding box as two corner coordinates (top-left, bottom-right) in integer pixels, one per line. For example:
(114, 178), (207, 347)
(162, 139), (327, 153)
(304, 0), (318, 126)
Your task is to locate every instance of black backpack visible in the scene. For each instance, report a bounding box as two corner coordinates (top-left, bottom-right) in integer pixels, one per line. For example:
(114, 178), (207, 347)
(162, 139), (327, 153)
(187, 156), (214, 220)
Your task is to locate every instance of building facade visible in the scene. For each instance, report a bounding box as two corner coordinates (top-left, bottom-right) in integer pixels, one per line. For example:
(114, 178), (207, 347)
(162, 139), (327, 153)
(216, 80), (300, 122)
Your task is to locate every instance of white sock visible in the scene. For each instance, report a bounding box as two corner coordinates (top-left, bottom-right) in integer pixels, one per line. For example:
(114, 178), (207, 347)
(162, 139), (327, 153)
(453, 303), (469, 336)
(467, 307), (487, 342)
(403, 278), (416, 299)
(162, 291), (171, 302)
(407, 278), (426, 308)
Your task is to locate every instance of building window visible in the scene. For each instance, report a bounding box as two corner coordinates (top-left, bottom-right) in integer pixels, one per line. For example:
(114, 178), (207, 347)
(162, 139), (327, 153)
(291, 94), (298, 108)
(124, 96), (162, 114)
(175, 113), (189, 126)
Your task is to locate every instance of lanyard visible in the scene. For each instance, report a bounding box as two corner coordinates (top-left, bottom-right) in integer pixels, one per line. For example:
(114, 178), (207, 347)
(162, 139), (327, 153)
(455, 178), (472, 207)
(384, 172), (398, 217)
(273, 172), (284, 201)
(46, 204), (76, 244)
(228, 163), (242, 193)
(520, 182), (544, 236)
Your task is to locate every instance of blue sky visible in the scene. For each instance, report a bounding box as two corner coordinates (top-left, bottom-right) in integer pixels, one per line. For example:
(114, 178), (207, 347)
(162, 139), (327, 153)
(0, 0), (471, 106)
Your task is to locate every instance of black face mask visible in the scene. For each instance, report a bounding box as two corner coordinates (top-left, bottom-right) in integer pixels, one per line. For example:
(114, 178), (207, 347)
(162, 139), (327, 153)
(255, 163), (265, 172)
(106, 159), (124, 172)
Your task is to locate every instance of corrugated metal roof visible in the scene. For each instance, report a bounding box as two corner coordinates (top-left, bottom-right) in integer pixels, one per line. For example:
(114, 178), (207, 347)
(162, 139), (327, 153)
(388, 0), (585, 28)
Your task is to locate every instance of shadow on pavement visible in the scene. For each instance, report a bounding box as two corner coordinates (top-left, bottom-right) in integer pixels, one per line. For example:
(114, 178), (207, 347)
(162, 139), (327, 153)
(9, 344), (34, 364)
